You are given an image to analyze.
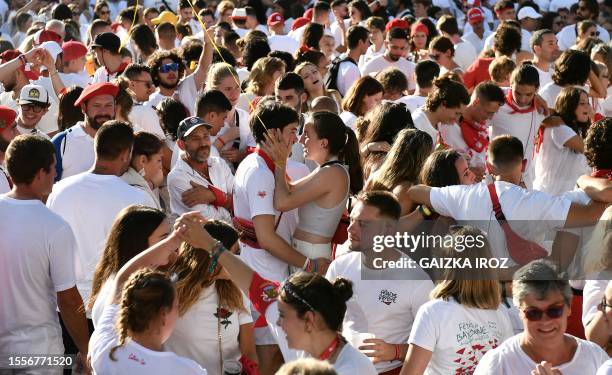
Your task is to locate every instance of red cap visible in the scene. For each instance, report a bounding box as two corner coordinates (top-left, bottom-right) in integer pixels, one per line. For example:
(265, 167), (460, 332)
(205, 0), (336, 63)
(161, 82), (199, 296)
(34, 29), (62, 46)
(467, 8), (485, 25)
(410, 23), (429, 37)
(62, 41), (88, 62)
(385, 18), (410, 32)
(0, 105), (17, 132)
(0, 49), (21, 64)
(267, 12), (285, 26)
(291, 17), (311, 31)
(74, 83), (119, 107)
(304, 8), (313, 20)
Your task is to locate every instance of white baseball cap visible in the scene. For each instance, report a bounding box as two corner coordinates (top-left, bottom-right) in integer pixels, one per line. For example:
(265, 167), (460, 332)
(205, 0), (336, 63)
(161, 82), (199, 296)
(18, 84), (49, 106)
(518, 6), (542, 20)
(39, 41), (63, 62)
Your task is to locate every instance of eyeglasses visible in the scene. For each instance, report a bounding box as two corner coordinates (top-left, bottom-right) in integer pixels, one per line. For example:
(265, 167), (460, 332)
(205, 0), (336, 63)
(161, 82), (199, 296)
(133, 79), (154, 88)
(590, 31), (601, 37)
(21, 104), (46, 113)
(159, 62), (179, 73)
(522, 304), (565, 321)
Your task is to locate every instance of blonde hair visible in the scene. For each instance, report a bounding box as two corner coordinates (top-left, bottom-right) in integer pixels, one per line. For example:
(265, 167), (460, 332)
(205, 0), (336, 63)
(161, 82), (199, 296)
(430, 226), (501, 310)
(218, 0), (235, 14)
(246, 56), (286, 96)
(109, 269), (175, 360)
(488, 56), (516, 84)
(206, 62), (238, 90)
(277, 358), (338, 375)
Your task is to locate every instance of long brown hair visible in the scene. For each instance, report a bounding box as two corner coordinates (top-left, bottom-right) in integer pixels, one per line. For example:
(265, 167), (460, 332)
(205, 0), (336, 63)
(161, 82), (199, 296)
(168, 220), (246, 316)
(554, 86), (590, 139)
(88, 205), (166, 311)
(342, 76), (383, 116)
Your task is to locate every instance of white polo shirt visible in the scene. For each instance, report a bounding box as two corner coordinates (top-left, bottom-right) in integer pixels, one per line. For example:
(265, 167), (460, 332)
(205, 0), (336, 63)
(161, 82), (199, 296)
(47, 172), (151, 314)
(360, 55), (416, 92)
(53, 122), (95, 181)
(233, 152), (309, 282)
(167, 155), (234, 223)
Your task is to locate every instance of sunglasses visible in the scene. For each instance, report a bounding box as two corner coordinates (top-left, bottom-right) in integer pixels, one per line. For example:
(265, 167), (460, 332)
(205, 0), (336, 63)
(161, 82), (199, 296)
(522, 304), (565, 321)
(590, 31), (601, 37)
(21, 104), (46, 113)
(159, 62), (179, 73)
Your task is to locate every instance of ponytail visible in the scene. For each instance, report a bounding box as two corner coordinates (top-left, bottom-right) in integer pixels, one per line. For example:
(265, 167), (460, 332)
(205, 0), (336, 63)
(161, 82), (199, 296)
(341, 127), (364, 195)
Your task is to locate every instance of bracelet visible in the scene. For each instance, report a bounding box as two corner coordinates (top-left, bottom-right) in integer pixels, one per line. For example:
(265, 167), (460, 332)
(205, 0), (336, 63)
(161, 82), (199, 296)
(207, 240), (225, 273)
(18, 54), (27, 67)
(49, 70), (59, 76)
(217, 137), (226, 146)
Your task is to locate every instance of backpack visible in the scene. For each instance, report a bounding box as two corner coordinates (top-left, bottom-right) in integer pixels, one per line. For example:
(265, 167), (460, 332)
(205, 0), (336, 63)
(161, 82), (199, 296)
(324, 55), (357, 93)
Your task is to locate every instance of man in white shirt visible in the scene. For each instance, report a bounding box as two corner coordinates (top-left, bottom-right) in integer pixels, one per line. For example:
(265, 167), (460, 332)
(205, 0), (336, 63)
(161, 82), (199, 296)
(556, 0), (610, 50)
(361, 27), (416, 93)
(436, 15), (477, 71)
(396, 60), (440, 113)
(52, 82), (119, 181)
(483, 1), (532, 52)
(0, 135), (89, 368)
(90, 32), (128, 83)
(47, 121), (151, 320)
(15, 84), (51, 139)
(408, 135), (609, 271)
(292, 1), (333, 45)
(60, 41), (91, 88)
(0, 106), (19, 194)
(167, 116), (234, 222)
(176, 0), (202, 35)
(120, 64), (165, 139)
(530, 29), (560, 89)
(333, 25), (369, 96)
(326, 191), (434, 374)
(196, 89), (234, 159)
(359, 17), (388, 69)
(517, 6), (542, 33)
(462, 8), (492, 54)
(267, 12), (299, 54)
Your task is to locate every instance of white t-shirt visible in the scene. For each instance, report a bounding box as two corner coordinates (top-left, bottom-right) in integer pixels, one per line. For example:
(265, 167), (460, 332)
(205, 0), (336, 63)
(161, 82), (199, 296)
(489, 102), (546, 189)
(539, 83), (590, 111)
(360, 55), (416, 92)
(92, 66), (121, 84)
(462, 30), (493, 54)
(47, 172), (151, 314)
(337, 59), (361, 97)
(60, 71), (91, 88)
(144, 74), (199, 115)
(92, 277), (114, 328)
(556, 24), (610, 51)
(534, 125), (589, 196)
(339, 111), (358, 131)
(146, 91), (171, 110)
(54, 122), (95, 180)
(164, 286), (252, 375)
(409, 298), (513, 375)
(359, 44), (385, 69)
(129, 104), (165, 139)
(582, 279), (609, 327)
(167, 156), (234, 223)
(267, 34), (299, 54)
(534, 66), (553, 89)
(474, 333), (608, 374)
(326, 251), (434, 373)
(0, 197), (77, 355)
(430, 181), (571, 265)
(89, 304), (207, 374)
(598, 359), (612, 375)
(396, 95), (426, 114)
(233, 153), (309, 282)
(411, 108), (438, 145)
(453, 41), (478, 72)
(0, 165), (10, 194)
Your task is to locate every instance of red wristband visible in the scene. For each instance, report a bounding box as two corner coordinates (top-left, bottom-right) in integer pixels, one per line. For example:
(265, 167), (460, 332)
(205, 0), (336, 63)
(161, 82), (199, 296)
(208, 185), (227, 207)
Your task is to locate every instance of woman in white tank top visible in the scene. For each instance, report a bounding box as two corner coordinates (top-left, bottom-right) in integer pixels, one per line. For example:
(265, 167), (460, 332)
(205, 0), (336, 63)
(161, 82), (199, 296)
(261, 111), (363, 271)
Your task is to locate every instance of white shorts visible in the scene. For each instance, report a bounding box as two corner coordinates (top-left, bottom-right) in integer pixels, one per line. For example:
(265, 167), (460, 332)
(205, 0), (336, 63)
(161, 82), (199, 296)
(290, 238), (332, 274)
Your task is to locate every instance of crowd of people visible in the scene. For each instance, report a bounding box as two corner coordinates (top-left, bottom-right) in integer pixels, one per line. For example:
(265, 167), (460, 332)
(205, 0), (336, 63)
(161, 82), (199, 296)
(0, 0), (611, 374)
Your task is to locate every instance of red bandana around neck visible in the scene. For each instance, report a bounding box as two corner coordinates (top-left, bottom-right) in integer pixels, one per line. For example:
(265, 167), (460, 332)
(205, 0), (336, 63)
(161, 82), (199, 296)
(106, 61), (129, 76)
(592, 168), (612, 180)
(318, 336), (340, 361)
(460, 117), (489, 153)
(506, 90), (535, 114)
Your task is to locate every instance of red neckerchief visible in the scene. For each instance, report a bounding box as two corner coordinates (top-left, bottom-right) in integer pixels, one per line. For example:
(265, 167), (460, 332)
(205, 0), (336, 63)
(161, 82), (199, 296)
(106, 61), (129, 76)
(460, 117), (488, 153)
(318, 336), (340, 361)
(592, 168), (612, 180)
(253, 147), (291, 182)
(506, 90), (535, 114)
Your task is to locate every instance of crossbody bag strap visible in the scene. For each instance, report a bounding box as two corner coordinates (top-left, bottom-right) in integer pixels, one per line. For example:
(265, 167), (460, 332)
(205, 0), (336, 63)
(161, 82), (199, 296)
(486, 183), (506, 221)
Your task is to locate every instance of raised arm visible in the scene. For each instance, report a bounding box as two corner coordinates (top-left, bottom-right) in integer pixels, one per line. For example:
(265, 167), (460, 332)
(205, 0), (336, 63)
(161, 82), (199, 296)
(193, 25), (214, 90)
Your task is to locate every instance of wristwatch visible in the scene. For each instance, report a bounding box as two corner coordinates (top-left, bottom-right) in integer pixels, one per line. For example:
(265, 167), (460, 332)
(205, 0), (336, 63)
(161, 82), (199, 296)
(417, 204), (438, 219)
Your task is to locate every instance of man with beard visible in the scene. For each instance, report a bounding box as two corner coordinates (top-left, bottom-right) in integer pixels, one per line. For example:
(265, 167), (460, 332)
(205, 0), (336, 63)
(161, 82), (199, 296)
(167, 116), (234, 222)
(0, 106), (19, 194)
(530, 29), (561, 88)
(325, 190), (434, 374)
(556, 0), (609, 50)
(360, 28), (416, 93)
(51, 82), (118, 181)
(146, 40), (211, 114)
(48, 121), (150, 350)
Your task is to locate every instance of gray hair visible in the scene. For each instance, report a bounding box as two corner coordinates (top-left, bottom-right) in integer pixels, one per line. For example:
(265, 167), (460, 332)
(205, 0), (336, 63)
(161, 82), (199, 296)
(512, 259), (572, 307)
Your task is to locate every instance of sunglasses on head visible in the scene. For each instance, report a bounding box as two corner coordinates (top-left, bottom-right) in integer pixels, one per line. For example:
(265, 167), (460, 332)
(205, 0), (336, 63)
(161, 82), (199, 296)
(160, 62), (179, 73)
(522, 304), (565, 321)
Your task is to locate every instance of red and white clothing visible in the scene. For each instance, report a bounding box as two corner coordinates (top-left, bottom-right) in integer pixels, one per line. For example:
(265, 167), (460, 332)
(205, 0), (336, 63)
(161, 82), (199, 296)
(248, 273), (377, 375)
(463, 57), (494, 90)
(233, 151), (309, 282)
(533, 125), (589, 195)
(489, 92), (546, 189)
(439, 119), (487, 169)
(326, 251), (434, 373)
(167, 155), (234, 222)
(409, 298), (513, 374)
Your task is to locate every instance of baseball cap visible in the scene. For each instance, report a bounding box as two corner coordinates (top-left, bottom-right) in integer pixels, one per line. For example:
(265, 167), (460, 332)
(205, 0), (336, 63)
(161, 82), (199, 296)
(304, 8), (314, 20)
(177, 117), (212, 140)
(91, 32), (121, 54)
(74, 82), (119, 107)
(267, 12), (285, 26)
(33, 29), (63, 46)
(152, 10), (178, 25)
(62, 41), (88, 62)
(467, 8), (485, 25)
(517, 6), (542, 20)
(0, 106), (17, 132)
(292, 17), (311, 31)
(231, 8), (248, 21)
(39, 41), (63, 63)
(18, 84), (49, 106)
(385, 18), (410, 32)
